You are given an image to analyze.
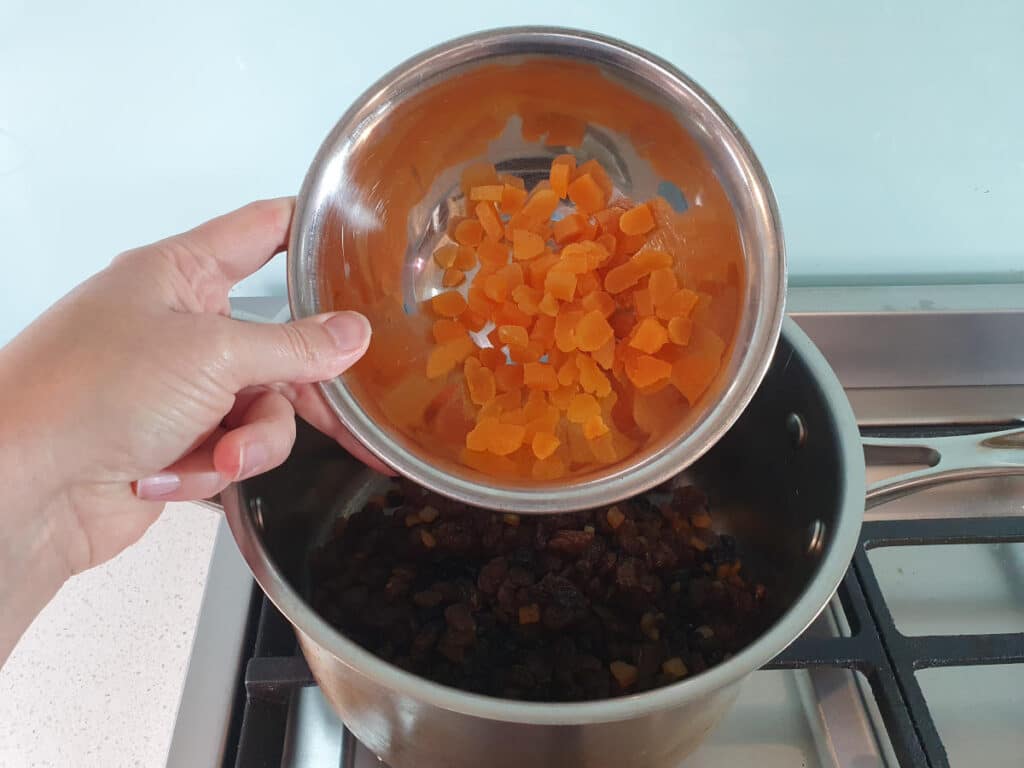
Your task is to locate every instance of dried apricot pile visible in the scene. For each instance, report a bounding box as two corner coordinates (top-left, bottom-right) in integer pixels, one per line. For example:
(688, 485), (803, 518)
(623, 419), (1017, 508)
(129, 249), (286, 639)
(424, 157), (730, 480)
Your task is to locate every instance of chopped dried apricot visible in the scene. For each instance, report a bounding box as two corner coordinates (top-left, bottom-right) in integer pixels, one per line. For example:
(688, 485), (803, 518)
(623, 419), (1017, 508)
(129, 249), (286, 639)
(575, 310), (614, 352)
(523, 362), (559, 392)
(494, 363), (524, 392)
(442, 268), (465, 288)
(633, 288), (654, 317)
(619, 203), (656, 235)
(497, 325), (529, 349)
(648, 268), (677, 308)
(668, 316), (693, 346)
(465, 360), (496, 405)
(513, 229), (546, 261)
(567, 393), (601, 423)
(583, 415), (609, 439)
(431, 291), (467, 318)
(544, 268), (577, 302)
(475, 201), (504, 241)
(426, 335), (475, 379)
(531, 431), (560, 460)
(581, 290), (616, 318)
(538, 291), (560, 317)
(530, 314), (556, 348)
(552, 213), (587, 244)
(470, 184), (504, 202)
(454, 219), (484, 247)
(477, 239), (508, 269)
(629, 317), (668, 354)
(433, 243), (458, 269)
(500, 184), (528, 215)
(625, 353), (672, 388)
(567, 172), (607, 214)
(522, 188), (560, 221)
(483, 274), (509, 303)
(656, 288), (700, 320)
(433, 318), (468, 343)
(453, 245), (477, 271)
(550, 158), (574, 199)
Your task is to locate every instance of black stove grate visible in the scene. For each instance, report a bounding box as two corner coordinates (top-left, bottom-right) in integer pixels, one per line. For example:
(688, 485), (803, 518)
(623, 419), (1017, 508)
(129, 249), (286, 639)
(228, 518), (1024, 768)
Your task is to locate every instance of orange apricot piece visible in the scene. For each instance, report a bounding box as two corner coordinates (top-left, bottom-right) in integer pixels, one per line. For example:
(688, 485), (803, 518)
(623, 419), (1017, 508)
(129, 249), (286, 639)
(576, 310), (614, 352)
(567, 393), (601, 424)
(668, 316), (693, 346)
(494, 363), (524, 392)
(656, 288), (700, 320)
(433, 318), (468, 343)
(513, 229), (546, 261)
(625, 353), (672, 388)
(442, 268), (465, 288)
(532, 431), (561, 460)
(530, 314), (556, 348)
(470, 184), (504, 202)
(583, 415), (610, 439)
(522, 188), (560, 221)
(538, 291), (560, 317)
(500, 184), (528, 215)
(433, 243), (458, 269)
(629, 317), (669, 354)
(498, 325), (529, 349)
(426, 335), (475, 379)
(476, 201), (504, 241)
(523, 362), (559, 391)
(619, 203), (656, 236)
(432, 291), (467, 318)
(512, 284), (543, 315)
(552, 213), (586, 244)
(567, 173), (607, 214)
(648, 268), (678, 308)
(574, 159), (614, 198)
(592, 337), (615, 370)
(577, 354), (612, 397)
(455, 219), (484, 247)
(465, 360), (497, 405)
(478, 347), (506, 370)
(544, 268), (577, 302)
(581, 290), (616, 318)
(550, 161), (573, 199)
(483, 274), (509, 303)
(478, 239), (509, 269)
(633, 288), (654, 317)
(554, 309), (584, 353)
(453, 245), (477, 271)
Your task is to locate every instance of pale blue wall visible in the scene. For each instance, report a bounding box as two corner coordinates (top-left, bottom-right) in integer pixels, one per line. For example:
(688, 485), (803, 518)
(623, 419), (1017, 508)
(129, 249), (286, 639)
(2, 0), (1022, 343)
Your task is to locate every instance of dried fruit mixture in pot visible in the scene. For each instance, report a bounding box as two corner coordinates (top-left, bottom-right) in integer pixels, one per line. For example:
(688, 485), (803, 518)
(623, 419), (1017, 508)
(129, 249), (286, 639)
(310, 480), (767, 702)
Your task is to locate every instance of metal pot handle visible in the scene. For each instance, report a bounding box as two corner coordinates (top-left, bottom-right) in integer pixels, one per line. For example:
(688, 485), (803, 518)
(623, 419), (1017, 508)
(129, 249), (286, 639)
(863, 426), (1024, 510)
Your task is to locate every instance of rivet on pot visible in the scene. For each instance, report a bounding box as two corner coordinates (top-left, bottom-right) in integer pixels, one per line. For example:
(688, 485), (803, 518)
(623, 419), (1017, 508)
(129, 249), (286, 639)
(250, 497), (265, 532)
(785, 413), (807, 449)
(807, 520), (826, 556)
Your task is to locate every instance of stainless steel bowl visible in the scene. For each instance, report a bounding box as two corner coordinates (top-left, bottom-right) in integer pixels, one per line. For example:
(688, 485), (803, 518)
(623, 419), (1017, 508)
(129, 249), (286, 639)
(289, 27), (786, 513)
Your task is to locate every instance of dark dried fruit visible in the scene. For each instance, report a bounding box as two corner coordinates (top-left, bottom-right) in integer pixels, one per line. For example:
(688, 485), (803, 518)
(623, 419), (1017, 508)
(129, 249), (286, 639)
(309, 483), (765, 702)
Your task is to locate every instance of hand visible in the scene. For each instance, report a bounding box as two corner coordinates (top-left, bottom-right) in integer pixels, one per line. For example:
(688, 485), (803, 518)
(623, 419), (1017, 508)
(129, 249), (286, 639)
(0, 198), (387, 660)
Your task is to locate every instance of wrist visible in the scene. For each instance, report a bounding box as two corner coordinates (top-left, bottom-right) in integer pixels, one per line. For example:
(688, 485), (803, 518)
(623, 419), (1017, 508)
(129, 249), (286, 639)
(0, 359), (74, 664)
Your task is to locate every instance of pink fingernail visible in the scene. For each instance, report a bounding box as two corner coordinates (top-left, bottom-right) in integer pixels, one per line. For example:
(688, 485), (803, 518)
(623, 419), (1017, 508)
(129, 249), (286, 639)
(239, 442), (270, 479)
(323, 311), (372, 357)
(135, 473), (181, 499)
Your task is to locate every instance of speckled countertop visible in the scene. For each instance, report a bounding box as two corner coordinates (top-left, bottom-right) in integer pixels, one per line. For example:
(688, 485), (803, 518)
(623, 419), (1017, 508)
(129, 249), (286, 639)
(0, 502), (220, 767)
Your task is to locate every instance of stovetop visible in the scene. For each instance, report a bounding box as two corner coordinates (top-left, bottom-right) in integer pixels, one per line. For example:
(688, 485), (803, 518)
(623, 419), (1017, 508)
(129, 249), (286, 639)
(167, 287), (1024, 768)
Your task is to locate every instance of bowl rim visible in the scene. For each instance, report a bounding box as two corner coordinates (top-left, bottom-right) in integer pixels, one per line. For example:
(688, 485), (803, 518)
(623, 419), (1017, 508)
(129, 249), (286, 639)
(224, 318), (867, 724)
(288, 24), (787, 513)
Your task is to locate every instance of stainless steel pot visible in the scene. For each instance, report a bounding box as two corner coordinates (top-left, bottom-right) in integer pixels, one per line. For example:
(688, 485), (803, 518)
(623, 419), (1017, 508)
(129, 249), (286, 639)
(220, 319), (1024, 768)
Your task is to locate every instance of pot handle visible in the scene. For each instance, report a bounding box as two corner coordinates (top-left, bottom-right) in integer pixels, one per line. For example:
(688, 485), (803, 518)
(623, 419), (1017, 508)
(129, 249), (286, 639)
(863, 426), (1024, 510)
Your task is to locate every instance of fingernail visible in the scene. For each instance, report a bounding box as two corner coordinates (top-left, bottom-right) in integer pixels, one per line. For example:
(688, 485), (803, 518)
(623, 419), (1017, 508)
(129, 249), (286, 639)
(135, 473), (181, 499)
(238, 442), (270, 479)
(322, 311), (372, 356)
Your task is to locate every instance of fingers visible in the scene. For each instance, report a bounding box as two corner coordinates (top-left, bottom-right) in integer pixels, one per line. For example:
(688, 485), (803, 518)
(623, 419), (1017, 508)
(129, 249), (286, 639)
(216, 310), (372, 389)
(211, 389), (297, 481)
(282, 382), (396, 476)
(182, 197), (295, 286)
(133, 428), (229, 502)
(133, 390), (300, 502)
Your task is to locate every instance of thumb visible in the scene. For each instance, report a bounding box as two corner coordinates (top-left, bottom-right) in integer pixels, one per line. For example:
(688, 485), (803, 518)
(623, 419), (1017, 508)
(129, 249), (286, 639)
(218, 310), (372, 388)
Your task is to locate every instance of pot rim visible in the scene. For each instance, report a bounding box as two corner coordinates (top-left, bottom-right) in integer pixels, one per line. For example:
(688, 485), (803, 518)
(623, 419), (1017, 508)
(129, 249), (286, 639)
(287, 25), (788, 513)
(224, 318), (866, 725)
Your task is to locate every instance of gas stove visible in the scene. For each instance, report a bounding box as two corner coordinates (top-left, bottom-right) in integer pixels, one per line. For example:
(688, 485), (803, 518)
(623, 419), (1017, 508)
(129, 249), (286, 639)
(166, 286), (1024, 768)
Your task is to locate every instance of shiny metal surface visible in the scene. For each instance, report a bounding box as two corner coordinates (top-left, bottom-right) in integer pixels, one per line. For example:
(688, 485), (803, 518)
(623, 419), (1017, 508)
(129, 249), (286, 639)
(288, 26), (786, 514)
(169, 293), (1024, 768)
(221, 320), (862, 768)
(864, 428), (1024, 509)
